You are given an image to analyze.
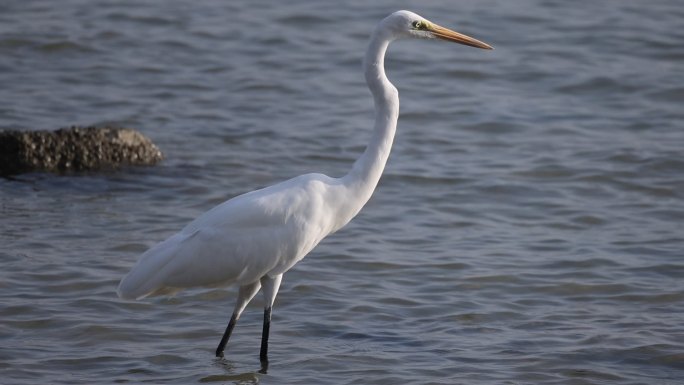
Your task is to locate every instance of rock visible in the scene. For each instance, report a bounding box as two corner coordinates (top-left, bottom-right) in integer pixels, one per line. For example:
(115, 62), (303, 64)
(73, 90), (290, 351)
(0, 126), (163, 176)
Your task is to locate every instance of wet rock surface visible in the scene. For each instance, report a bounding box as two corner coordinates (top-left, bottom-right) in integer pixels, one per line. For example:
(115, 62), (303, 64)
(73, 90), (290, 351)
(0, 126), (163, 176)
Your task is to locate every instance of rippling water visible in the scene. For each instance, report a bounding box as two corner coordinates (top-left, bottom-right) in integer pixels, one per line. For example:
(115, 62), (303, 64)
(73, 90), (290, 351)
(1, 0), (683, 384)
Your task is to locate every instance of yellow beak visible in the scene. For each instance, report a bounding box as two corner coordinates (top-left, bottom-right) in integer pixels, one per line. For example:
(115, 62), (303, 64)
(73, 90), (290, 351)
(428, 24), (493, 50)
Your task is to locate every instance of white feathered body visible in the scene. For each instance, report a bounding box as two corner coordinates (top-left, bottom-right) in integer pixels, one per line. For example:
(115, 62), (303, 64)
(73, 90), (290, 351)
(116, 10), (432, 302)
(116, 10), (492, 362)
(117, 172), (367, 300)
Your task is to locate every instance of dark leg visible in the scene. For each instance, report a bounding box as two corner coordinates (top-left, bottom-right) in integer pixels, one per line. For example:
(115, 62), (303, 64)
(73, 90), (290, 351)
(259, 307), (272, 363)
(216, 281), (262, 358)
(259, 274), (281, 363)
(216, 313), (238, 357)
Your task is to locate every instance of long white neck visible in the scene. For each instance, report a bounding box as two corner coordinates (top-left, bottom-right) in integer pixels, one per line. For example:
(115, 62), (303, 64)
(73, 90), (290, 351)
(338, 27), (399, 220)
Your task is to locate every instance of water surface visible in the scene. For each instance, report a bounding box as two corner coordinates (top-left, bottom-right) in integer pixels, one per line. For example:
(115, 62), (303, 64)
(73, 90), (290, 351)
(1, 0), (683, 384)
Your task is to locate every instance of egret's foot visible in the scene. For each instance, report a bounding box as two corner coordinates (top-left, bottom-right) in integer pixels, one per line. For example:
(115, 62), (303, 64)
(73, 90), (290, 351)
(259, 358), (269, 374)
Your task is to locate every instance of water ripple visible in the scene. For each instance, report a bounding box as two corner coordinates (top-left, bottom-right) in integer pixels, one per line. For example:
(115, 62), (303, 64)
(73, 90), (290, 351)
(2, 0), (684, 384)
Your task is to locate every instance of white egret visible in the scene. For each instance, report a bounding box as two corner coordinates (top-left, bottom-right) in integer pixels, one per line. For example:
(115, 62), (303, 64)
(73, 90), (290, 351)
(117, 10), (492, 362)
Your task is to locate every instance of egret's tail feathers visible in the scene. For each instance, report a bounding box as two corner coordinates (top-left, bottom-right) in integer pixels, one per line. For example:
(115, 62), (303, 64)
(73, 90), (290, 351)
(117, 282), (144, 300)
(117, 233), (186, 300)
(117, 272), (157, 300)
(117, 229), (238, 300)
(117, 276), (179, 300)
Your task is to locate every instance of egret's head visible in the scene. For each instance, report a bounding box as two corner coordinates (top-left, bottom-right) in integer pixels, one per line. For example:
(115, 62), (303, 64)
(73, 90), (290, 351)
(382, 10), (492, 50)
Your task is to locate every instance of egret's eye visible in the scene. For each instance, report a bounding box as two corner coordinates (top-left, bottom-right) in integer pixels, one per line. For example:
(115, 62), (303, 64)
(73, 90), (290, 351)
(412, 20), (430, 30)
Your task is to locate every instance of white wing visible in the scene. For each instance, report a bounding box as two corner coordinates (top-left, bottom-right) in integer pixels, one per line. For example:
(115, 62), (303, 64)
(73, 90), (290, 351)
(117, 173), (346, 300)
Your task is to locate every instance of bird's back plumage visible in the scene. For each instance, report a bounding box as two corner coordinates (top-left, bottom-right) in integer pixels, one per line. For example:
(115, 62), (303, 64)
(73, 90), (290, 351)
(117, 173), (349, 300)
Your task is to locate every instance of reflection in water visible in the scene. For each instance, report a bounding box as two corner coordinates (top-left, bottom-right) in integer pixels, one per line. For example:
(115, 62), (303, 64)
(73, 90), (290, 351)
(205, 357), (265, 382)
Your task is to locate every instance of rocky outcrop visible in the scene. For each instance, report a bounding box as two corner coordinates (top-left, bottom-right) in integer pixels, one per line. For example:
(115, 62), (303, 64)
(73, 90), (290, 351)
(0, 126), (163, 176)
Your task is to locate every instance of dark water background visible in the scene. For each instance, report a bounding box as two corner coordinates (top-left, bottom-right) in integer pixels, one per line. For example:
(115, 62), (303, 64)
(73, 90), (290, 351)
(1, 0), (683, 384)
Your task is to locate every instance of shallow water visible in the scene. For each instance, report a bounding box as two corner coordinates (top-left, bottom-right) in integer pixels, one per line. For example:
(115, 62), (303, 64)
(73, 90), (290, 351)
(1, 0), (683, 384)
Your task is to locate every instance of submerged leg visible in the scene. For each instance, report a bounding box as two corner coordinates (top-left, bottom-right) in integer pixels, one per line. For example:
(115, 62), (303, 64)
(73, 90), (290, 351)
(216, 281), (261, 357)
(259, 274), (283, 363)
